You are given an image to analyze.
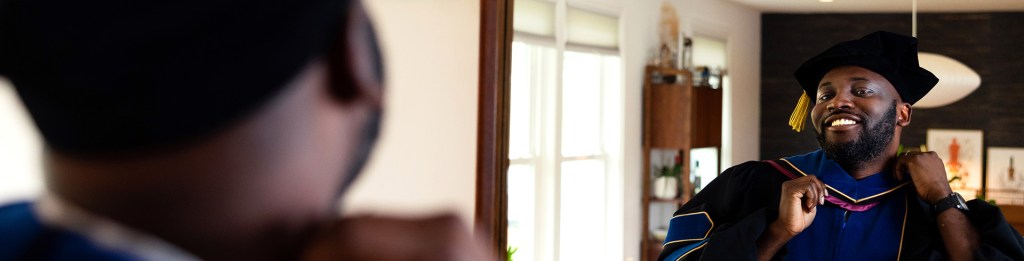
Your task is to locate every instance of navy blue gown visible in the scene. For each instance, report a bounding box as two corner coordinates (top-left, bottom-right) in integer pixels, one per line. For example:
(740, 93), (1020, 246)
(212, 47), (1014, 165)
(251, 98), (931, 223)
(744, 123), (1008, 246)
(658, 150), (1024, 261)
(0, 202), (140, 261)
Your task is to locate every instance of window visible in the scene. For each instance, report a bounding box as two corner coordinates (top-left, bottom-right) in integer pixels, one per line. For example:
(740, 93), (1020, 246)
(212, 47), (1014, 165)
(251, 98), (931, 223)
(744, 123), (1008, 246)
(507, 1), (623, 260)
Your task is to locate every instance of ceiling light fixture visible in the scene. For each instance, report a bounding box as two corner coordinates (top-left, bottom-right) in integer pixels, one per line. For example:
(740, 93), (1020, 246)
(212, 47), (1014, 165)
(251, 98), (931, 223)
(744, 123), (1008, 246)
(819, 0), (834, 3)
(911, 0), (982, 108)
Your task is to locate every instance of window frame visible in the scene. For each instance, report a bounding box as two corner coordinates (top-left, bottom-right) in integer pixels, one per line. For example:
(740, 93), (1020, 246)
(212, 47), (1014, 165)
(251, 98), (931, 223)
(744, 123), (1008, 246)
(508, 26), (623, 261)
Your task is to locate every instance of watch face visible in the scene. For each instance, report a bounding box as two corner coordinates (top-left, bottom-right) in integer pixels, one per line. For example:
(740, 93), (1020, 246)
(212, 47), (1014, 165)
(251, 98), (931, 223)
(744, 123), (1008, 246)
(954, 193), (969, 211)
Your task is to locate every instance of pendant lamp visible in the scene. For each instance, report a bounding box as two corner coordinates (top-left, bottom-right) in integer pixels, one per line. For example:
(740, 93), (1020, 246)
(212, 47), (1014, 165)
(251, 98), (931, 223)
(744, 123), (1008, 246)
(911, 0), (981, 108)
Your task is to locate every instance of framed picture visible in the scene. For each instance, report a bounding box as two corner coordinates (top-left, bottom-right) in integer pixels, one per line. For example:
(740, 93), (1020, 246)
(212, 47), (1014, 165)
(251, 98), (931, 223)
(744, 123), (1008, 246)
(927, 129), (984, 199)
(986, 147), (1024, 205)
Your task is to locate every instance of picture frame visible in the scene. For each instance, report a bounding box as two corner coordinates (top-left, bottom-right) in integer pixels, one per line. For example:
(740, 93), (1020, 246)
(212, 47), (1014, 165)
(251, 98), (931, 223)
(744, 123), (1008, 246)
(986, 147), (1024, 205)
(926, 129), (984, 199)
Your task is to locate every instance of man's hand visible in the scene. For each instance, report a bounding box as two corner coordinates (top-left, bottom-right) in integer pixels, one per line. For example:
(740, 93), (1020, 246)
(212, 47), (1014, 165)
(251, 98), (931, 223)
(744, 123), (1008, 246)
(301, 215), (491, 261)
(894, 151), (979, 261)
(893, 151), (952, 204)
(758, 176), (827, 261)
(775, 176), (828, 236)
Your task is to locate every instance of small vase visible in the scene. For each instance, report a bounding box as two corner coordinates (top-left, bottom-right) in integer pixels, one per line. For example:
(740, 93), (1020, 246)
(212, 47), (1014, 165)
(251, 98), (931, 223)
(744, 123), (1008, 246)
(653, 176), (678, 199)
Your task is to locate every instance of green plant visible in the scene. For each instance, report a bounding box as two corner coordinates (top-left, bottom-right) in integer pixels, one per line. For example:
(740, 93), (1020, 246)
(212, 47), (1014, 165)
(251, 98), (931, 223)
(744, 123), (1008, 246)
(655, 154), (684, 178)
(655, 165), (672, 177)
(507, 246), (518, 261)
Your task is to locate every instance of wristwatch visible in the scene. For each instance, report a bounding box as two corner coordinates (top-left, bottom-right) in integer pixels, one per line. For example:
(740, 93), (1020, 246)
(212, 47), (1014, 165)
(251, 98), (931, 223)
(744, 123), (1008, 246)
(932, 192), (969, 216)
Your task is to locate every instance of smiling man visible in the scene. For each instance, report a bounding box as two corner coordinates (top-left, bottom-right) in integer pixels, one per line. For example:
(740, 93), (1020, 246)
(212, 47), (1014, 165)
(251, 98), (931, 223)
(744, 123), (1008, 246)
(658, 31), (1024, 261)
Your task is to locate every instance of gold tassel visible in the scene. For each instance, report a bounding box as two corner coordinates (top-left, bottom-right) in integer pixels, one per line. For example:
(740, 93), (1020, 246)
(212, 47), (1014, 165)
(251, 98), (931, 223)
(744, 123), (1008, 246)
(788, 93), (811, 132)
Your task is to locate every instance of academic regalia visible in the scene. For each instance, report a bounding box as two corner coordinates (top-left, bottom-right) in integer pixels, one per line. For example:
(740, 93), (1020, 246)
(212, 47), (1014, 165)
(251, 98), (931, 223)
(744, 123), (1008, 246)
(0, 197), (199, 261)
(0, 202), (139, 261)
(657, 150), (1024, 261)
(659, 30), (1024, 260)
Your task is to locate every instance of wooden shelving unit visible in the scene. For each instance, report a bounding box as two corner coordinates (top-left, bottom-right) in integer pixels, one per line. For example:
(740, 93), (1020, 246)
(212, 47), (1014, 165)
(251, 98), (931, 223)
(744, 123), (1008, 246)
(640, 65), (722, 261)
(1001, 205), (1024, 235)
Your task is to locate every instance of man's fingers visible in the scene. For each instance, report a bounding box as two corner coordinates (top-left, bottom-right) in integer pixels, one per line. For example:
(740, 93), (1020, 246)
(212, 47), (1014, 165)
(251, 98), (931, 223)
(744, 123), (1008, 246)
(804, 181), (819, 210)
(304, 215), (490, 261)
(812, 178), (828, 205)
(810, 182), (819, 207)
(803, 191), (815, 210)
(893, 156), (906, 181)
(784, 176), (829, 210)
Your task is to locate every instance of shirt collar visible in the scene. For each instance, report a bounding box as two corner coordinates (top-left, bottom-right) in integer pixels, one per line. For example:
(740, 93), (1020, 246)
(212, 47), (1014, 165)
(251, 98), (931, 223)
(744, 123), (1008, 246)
(783, 150), (907, 203)
(34, 193), (201, 261)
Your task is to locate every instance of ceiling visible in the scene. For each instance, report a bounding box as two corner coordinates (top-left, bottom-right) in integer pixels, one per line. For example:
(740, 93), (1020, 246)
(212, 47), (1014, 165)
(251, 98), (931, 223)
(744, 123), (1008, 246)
(727, 0), (1024, 13)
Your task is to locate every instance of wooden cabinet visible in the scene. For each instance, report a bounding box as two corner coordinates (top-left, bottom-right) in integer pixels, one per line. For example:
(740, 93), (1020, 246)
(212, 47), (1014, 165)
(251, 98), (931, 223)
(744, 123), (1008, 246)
(640, 66), (722, 261)
(1002, 205), (1024, 235)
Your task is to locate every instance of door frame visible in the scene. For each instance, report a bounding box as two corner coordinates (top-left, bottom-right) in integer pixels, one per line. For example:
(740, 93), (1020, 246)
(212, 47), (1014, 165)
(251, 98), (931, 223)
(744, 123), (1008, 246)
(476, 0), (513, 258)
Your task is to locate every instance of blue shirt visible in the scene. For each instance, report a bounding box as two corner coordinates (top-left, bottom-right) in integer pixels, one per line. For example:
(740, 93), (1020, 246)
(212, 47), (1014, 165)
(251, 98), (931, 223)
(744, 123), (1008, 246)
(782, 150), (909, 261)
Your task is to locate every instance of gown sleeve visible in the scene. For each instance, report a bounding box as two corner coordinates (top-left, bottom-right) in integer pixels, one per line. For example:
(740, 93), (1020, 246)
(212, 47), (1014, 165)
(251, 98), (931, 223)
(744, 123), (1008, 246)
(968, 200), (1024, 260)
(900, 196), (1024, 260)
(658, 161), (789, 261)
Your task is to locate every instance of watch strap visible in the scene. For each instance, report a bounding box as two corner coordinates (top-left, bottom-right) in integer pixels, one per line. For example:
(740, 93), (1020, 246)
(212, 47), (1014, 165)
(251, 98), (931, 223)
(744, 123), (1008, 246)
(932, 192), (968, 216)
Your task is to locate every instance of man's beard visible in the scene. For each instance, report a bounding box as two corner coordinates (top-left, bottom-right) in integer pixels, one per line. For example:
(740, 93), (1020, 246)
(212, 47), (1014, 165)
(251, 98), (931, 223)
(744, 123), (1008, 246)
(817, 102), (897, 171)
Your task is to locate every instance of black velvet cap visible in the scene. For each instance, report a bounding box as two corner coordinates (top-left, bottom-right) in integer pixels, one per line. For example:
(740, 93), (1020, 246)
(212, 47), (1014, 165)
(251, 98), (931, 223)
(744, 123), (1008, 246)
(794, 31), (939, 104)
(0, 0), (350, 153)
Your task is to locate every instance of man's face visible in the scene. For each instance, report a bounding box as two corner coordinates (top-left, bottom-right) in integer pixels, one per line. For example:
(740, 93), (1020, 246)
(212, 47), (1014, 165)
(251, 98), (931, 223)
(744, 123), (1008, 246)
(810, 66), (904, 168)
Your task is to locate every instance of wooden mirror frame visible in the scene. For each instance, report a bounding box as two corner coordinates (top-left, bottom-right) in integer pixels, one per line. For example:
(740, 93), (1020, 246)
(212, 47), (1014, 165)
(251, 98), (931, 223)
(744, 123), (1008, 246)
(477, 0), (513, 258)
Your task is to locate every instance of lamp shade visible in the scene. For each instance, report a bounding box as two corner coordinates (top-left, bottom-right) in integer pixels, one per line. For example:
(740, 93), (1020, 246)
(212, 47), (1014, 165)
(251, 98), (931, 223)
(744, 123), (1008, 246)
(913, 52), (981, 108)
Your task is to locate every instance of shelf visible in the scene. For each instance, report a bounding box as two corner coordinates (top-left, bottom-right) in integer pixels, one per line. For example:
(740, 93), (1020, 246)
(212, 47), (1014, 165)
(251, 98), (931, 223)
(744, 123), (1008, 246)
(647, 66), (692, 76)
(641, 65), (722, 261)
(650, 197), (687, 204)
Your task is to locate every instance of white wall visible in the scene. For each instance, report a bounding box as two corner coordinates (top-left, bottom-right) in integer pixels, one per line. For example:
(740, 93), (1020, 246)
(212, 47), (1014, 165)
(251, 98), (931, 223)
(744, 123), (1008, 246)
(620, 0), (760, 260)
(341, 0), (480, 225)
(672, 0), (761, 171)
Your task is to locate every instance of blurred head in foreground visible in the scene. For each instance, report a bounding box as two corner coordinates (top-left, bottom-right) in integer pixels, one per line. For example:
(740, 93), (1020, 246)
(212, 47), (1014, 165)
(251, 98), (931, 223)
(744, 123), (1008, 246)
(0, 0), (459, 259)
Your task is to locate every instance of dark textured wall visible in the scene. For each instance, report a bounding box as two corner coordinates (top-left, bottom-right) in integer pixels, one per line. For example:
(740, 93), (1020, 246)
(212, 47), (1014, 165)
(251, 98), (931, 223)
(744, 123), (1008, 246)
(760, 12), (1024, 160)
